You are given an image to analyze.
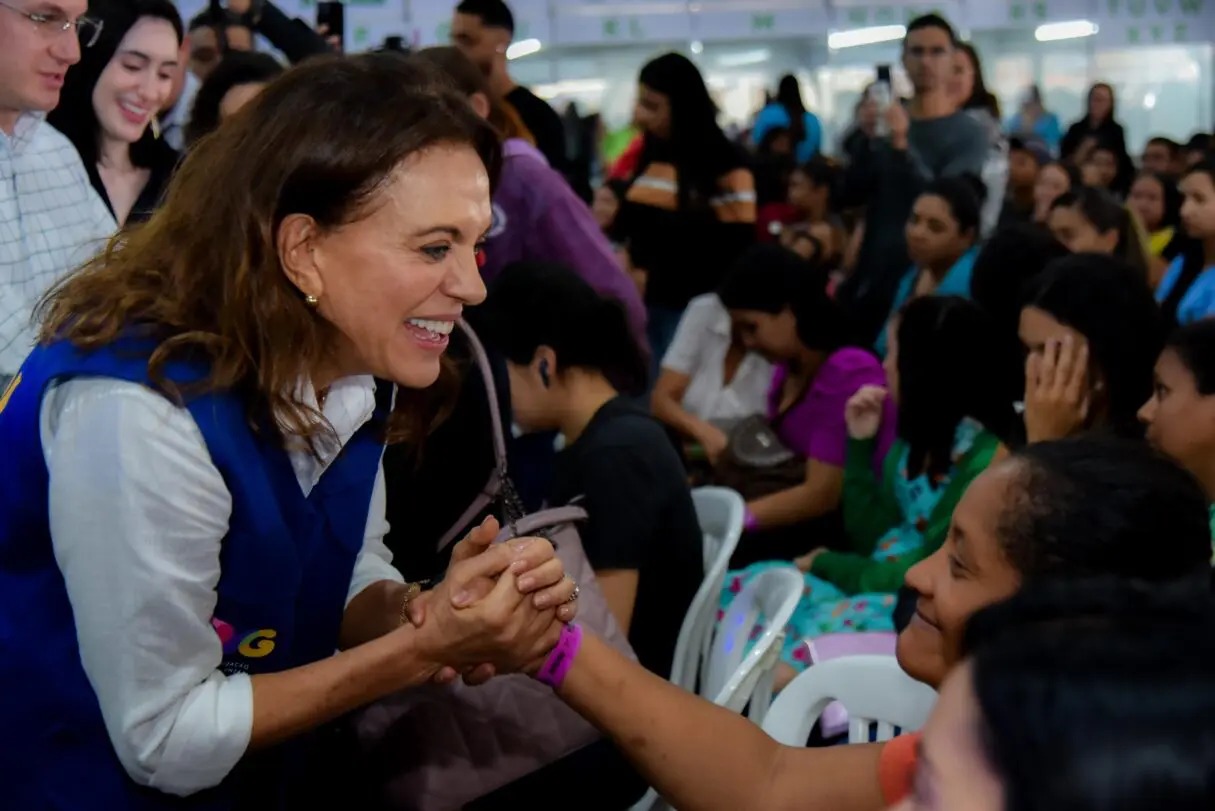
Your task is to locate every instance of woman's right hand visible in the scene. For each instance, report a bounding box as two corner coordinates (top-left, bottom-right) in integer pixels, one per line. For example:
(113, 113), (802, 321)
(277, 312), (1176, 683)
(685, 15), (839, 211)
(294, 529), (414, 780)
(1024, 336), (1090, 444)
(698, 424), (729, 464)
(412, 540), (564, 676)
(844, 385), (887, 440)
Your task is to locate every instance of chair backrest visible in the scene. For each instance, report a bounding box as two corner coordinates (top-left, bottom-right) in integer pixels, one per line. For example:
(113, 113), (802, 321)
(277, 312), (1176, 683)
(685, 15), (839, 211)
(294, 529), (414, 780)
(806, 633), (899, 738)
(706, 565), (804, 722)
(667, 487), (746, 693)
(761, 656), (938, 746)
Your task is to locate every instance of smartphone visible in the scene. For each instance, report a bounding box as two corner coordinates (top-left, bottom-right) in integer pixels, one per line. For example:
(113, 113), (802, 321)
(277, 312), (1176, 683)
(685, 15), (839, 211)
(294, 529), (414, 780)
(872, 64), (893, 137)
(316, 1), (344, 50)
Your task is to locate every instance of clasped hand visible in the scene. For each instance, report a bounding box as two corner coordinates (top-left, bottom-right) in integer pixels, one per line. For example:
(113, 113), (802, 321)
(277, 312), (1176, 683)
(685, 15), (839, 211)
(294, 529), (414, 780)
(409, 517), (577, 686)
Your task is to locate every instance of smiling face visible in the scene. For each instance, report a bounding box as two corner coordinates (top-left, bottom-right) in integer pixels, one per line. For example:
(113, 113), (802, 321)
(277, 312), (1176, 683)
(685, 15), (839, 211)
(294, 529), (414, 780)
(91, 16), (179, 145)
(0, 0), (88, 125)
(279, 143), (492, 389)
(898, 463), (1022, 689)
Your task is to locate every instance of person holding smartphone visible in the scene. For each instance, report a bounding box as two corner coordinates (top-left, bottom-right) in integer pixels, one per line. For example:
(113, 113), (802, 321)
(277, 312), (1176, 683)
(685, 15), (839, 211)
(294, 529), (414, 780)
(836, 14), (990, 347)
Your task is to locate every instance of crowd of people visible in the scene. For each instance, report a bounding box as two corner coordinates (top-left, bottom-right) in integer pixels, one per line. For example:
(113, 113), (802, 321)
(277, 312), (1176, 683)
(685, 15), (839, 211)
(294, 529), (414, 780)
(2, 0), (1215, 808)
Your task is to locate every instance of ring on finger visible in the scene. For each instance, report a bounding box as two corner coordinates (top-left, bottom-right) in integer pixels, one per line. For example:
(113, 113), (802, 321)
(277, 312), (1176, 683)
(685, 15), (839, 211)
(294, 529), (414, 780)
(565, 580), (580, 604)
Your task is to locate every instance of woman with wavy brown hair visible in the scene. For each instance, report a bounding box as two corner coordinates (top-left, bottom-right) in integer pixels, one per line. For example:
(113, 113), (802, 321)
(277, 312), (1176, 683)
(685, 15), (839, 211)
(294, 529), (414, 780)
(0, 54), (579, 809)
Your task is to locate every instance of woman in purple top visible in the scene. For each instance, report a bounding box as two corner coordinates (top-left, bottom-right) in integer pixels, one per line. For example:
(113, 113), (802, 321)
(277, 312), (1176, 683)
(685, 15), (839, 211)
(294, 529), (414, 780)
(412, 48), (647, 351)
(717, 245), (896, 566)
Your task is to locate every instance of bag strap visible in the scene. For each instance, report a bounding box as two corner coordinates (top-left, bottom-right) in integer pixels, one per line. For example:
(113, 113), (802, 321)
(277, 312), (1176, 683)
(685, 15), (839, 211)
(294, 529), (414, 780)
(435, 320), (511, 552)
(492, 505), (588, 544)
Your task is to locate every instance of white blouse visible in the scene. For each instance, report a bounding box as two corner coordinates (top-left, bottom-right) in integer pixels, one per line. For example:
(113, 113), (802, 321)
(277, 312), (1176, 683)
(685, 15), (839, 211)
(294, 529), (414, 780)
(39, 374), (404, 796)
(660, 293), (774, 423)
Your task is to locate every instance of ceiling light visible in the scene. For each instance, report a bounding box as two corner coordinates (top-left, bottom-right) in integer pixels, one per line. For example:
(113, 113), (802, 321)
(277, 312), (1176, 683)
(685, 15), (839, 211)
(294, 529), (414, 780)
(1034, 20), (1098, 42)
(828, 25), (906, 50)
(506, 38), (542, 60)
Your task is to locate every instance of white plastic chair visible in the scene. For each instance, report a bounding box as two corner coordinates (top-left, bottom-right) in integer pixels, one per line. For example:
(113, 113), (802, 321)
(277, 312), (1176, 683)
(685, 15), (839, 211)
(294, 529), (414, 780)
(761, 655), (938, 746)
(667, 487), (746, 693)
(705, 565), (803, 720)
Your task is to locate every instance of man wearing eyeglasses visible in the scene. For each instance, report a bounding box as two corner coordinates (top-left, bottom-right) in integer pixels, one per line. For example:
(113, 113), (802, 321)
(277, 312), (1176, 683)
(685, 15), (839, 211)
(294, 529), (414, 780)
(0, 0), (116, 388)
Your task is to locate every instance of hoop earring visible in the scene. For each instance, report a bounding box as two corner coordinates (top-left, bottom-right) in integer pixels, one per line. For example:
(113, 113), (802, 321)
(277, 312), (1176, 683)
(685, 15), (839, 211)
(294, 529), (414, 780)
(305, 294), (319, 307)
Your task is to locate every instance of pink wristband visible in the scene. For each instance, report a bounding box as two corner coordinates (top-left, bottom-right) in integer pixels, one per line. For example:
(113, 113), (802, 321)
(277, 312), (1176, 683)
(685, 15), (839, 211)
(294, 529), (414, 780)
(537, 623), (583, 689)
(743, 507), (760, 533)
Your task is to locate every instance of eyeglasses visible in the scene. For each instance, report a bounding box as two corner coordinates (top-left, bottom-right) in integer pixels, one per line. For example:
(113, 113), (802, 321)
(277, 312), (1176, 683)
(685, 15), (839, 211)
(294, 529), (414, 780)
(0, 0), (103, 48)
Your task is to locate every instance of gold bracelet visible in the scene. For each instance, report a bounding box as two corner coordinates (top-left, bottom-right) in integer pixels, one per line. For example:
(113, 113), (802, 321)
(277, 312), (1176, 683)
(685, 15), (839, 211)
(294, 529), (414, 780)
(398, 581), (424, 627)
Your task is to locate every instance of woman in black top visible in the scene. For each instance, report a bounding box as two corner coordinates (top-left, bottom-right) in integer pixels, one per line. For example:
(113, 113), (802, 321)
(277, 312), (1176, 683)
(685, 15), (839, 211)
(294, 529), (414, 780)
(48, 0), (182, 226)
(616, 52), (757, 371)
(1060, 82), (1134, 192)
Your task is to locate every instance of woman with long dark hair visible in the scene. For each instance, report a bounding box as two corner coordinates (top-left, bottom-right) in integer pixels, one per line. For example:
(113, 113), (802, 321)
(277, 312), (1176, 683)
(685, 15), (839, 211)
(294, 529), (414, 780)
(1020, 254), (1165, 443)
(1006, 84), (1061, 153)
(1046, 186), (1152, 282)
(617, 52), (757, 367)
(47, 0), (183, 225)
(949, 42), (1006, 234)
(751, 73), (823, 164)
(714, 245), (895, 566)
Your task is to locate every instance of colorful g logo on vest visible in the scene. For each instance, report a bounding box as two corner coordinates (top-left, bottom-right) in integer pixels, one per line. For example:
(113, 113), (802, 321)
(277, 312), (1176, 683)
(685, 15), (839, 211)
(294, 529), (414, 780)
(212, 617), (277, 658)
(0, 372), (20, 416)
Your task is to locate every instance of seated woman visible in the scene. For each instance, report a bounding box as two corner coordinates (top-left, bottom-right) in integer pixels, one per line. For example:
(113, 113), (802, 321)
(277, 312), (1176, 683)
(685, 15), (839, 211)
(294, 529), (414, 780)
(722, 296), (1014, 689)
(874, 177), (982, 357)
(713, 244), (896, 567)
(48, 0), (183, 226)
(920, 580), (1215, 811)
(1046, 185), (1152, 283)
(650, 291), (774, 464)
(536, 438), (1213, 811)
(477, 260), (704, 679)
(1157, 159), (1215, 327)
(1127, 170), (1183, 287)
(1019, 254), (1165, 443)
(1032, 159), (1082, 224)
(1138, 318), (1215, 546)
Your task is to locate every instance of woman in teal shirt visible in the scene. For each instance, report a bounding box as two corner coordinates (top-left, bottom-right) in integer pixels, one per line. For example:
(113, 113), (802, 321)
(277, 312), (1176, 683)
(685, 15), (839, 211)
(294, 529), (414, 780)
(875, 177), (982, 356)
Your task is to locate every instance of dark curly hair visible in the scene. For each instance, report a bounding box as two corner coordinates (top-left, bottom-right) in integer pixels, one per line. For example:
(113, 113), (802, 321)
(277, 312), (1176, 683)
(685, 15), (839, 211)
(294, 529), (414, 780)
(996, 438), (1211, 582)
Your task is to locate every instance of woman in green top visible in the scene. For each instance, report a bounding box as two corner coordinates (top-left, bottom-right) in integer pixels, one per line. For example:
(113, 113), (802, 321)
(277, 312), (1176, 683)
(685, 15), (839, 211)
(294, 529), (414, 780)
(1138, 318), (1215, 549)
(720, 297), (1017, 688)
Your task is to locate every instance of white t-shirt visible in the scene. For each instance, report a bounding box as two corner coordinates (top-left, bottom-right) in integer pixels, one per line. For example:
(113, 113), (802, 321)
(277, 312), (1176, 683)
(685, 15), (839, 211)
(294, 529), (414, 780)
(660, 293), (773, 423)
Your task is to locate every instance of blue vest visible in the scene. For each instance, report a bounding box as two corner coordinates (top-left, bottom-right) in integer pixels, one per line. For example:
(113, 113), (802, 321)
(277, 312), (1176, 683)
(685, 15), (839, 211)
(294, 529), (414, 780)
(0, 339), (390, 809)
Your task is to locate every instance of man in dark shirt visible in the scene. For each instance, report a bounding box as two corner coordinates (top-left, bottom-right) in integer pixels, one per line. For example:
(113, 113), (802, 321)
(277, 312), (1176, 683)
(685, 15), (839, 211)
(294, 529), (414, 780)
(451, 0), (568, 175)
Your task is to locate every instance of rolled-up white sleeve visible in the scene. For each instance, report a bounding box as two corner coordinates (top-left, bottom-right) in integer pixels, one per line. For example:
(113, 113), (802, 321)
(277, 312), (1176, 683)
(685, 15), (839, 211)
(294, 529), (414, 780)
(42, 378), (253, 796)
(345, 461), (405, 606)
